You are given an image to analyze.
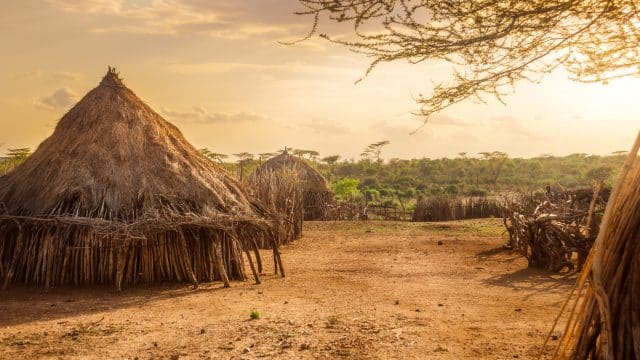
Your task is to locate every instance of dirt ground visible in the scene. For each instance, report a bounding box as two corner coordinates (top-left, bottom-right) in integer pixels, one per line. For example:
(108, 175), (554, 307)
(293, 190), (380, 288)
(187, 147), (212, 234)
(0, 219), (576, 359)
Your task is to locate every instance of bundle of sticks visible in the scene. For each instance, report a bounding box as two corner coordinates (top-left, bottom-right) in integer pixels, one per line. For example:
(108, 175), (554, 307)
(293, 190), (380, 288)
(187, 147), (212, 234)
(503, 184), (609, 272)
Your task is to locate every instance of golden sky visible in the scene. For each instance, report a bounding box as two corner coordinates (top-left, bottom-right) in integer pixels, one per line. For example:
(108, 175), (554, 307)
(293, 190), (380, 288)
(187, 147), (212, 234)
(1, 0), (638, 160)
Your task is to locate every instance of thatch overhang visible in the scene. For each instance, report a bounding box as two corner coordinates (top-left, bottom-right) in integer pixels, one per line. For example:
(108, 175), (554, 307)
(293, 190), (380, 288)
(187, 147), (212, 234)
(0, 68), (282, 290)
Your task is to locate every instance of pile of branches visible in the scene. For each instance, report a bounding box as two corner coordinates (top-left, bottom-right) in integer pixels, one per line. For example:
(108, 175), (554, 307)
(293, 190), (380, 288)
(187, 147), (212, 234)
(324, 201), (371, 221)
(503, 184), (610, 272)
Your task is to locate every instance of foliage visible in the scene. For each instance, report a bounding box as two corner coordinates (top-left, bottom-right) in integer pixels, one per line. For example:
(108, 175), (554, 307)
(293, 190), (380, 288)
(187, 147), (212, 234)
(331, 177), (362, 200)
(360, 140), (390, 162)
(200, 148), (228, 164)
(3, 147), (623, 206)
(0, 148), (31, 176)
(319, 152), (623, 206)
(249, 309), (261, 320)
(294, 0), (640, 117)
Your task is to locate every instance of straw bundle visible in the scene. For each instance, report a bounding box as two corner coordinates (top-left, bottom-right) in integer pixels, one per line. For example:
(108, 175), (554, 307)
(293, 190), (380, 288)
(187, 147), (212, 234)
(0, 68), (282, 290)
(247, 167), (303, 245)
(547, 130), (640, 359)
(250, 151), (332, 220)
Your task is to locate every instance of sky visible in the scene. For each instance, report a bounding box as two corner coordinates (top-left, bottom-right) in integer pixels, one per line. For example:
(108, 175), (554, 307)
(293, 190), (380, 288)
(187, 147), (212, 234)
(1, 0), (638, 160)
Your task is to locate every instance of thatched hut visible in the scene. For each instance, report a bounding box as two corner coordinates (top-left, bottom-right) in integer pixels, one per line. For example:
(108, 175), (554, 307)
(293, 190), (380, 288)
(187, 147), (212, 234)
(0, 68), (281, 290)
(248, 167), (304, 245)
(250, 151), (332, 221)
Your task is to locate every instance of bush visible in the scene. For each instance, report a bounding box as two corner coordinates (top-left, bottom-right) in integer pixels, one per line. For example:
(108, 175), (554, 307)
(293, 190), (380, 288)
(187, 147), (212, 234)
(466, 187), (488, 197)
(331, 178), (361, 200)
(249, 309), (261, 320)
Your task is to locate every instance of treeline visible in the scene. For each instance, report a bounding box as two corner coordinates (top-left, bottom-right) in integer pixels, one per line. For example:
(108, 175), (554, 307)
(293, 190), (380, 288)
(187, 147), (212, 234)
(1, 146), (625, 208)
(200, 149), (623, 201)
(320, 151), (624, 198)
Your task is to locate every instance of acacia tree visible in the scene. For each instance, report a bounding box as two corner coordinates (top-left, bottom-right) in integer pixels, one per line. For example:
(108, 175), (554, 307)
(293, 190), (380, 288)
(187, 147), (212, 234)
(479, 151), (512, 187)
(294, 0), (640, 117)
(200, 148), (228, 164)
(0, 148), (31, 175)
(361, 140), (390, 162)
(233, 152), (255, 181)
(292, 3), (640, 359)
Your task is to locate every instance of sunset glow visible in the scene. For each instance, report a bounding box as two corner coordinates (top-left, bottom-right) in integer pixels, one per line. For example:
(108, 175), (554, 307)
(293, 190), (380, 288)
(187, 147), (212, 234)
(1, 0), (638, 159)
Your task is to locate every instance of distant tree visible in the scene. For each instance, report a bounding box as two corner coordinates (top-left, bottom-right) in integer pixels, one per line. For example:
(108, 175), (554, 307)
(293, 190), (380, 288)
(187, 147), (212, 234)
(585, 165), (614, 183)
(233, 152), (255, 180)
(479, 151), (511, 187)
(321, 154), (341, 180)
(6, 148), (31, 161)
(0, 148), (32, 175)
(200, 148), (228, 164)
(361, 140), (390, 162)
(258, 152), (277, 164)
(322, 155), (341, 165)
(293, 149), (320, 162)
(331, 177), (362, 200)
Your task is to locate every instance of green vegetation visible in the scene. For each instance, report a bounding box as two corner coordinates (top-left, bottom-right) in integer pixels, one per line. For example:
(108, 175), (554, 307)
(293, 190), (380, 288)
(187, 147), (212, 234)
(318, 152), (623, 200)
(249, 309), (261, 320)
(0, 148), (31, 176)
(3, 147), (623, 205)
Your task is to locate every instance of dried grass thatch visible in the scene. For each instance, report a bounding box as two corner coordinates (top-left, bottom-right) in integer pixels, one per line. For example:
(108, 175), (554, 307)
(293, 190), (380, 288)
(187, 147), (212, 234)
(546, 130), (640, 359)
(250, 151), (332, 220)
(412, 195), (503, 222)
(0, 68), (282, 290)
(247, 167), (303, 246)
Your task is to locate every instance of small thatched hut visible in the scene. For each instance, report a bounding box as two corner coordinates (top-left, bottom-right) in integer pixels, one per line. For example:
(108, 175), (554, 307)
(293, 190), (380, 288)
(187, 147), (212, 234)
(250, 150), (333, 221)
(0, 68), (281, 290)
(248, 167), (304, 245)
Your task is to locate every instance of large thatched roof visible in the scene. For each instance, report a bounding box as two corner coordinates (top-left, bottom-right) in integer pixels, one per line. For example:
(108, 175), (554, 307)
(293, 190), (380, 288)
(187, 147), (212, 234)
(0, 69), (257, 220)
(251, 151), (331, 193)
(0, 68), (280, 289)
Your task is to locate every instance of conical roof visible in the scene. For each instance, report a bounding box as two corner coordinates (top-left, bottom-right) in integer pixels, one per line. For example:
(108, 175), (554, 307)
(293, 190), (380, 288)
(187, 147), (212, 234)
(252, 151), (331, 193)
(0, 68), (258, 220)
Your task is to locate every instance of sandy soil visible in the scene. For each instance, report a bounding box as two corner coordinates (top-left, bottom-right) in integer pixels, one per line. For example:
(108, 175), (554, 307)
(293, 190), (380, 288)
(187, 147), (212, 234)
(0, 219), (575, 359)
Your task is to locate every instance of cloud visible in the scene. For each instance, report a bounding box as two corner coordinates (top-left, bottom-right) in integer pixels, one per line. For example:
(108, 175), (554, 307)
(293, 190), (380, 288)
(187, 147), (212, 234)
(11, 69), (44, 80)
(303, 118), (352, 135)
(427, 114), (472, 127)
(488, 116), (537, 137)
(161, 106), (270, 124)
(49, 71), (82, 81)
(167, 61), (359, 76)
(36, 87), (78, 111)
(11, 70), (81, 82)
(46, 0), (305, 39)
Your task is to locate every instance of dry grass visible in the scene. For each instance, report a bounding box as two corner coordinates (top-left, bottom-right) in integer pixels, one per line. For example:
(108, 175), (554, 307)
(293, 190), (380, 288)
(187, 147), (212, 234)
(0, 68), (281, 290)
(250, 151), (332, 220)
(248, 168), (304, 246)
(550, 131), (640, 359)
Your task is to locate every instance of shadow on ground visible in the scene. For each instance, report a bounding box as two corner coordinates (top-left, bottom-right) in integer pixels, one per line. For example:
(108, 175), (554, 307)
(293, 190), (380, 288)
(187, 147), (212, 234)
(0, 276), (272, 328)
(482, 267), (575, 301)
